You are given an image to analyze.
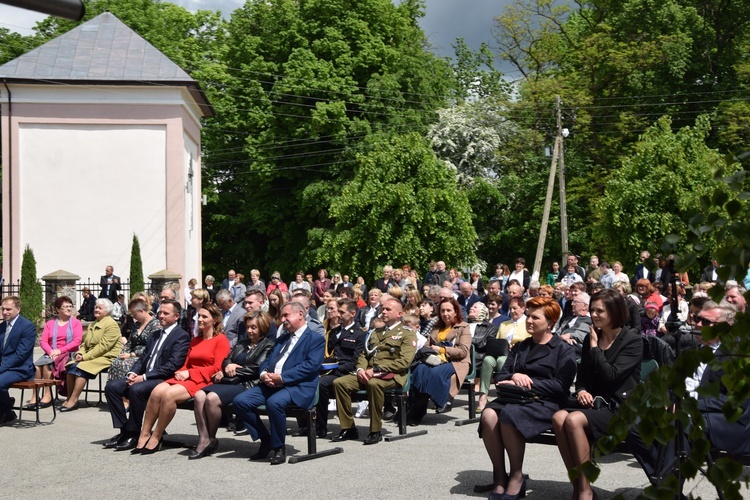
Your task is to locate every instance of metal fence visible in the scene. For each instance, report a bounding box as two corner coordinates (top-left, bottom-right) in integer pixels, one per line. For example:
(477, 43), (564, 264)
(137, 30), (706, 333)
(1, 279), (152, 309)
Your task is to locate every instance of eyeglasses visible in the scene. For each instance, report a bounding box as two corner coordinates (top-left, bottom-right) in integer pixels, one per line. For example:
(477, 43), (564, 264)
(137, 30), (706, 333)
(693, 314), (716, 326)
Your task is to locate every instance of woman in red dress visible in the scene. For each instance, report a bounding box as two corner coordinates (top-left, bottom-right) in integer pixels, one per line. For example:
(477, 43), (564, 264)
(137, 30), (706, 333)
(134, 303), (230, 454)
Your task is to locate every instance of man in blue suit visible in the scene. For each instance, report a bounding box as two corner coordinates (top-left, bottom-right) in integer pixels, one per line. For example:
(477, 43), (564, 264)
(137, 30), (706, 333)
(0, 296), (37, 425)
(234, 301), (324, 464)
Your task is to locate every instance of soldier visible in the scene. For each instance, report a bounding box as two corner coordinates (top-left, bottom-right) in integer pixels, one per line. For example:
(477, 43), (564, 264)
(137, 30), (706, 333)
(332, 298), (417, 445)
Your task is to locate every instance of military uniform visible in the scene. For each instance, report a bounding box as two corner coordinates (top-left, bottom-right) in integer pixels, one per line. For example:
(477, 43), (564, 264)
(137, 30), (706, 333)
(333, 322), (417, 432)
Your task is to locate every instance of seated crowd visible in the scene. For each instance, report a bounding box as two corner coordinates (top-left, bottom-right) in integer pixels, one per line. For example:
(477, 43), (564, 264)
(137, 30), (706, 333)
(1, 255), (749, 497)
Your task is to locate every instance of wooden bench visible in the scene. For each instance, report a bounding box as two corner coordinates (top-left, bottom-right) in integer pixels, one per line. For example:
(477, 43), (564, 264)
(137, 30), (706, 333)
(11, 379), (63, 424)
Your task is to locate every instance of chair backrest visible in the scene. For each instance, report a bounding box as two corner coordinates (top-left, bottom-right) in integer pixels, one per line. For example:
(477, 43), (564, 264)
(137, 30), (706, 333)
(465, 344), (476, 381)
(640, 358), (659, 381)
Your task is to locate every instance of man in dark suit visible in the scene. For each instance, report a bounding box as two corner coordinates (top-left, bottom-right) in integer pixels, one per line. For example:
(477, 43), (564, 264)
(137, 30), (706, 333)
(233, 301), (325, 464)
(630, 250), (655, 289)
(0, 296), (36, 425)
(99, 265), (121, 302)
(216, 289), (246, 347)
(457, 281), (481, 317)
(103, 299), (190, 450)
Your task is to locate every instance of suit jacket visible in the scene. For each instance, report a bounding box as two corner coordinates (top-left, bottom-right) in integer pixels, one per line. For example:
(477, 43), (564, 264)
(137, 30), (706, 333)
(457, 293), (481, 317)
(495, 334), (577, 405)
(355, 305), (380, 331)
(630, 264), (655, 288)
(70, 316), (122, 375)
(577, 326), (642, 405)
(559, 315), (593, 344)
(223, 304), (247, 348)
(328, 323), (366, 376)
(131, 325), (190, 381)
(428, 322), (472, 391)
(0, 314), (36, 380)
(99, 275), (121, 301)
(259, 326), (325, 409)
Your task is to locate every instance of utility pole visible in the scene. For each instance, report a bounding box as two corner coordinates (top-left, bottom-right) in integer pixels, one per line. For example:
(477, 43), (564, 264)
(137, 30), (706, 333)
(557, 95), (569, 263)
(532, 95), (568, 281)
(532, 99), (560, 280)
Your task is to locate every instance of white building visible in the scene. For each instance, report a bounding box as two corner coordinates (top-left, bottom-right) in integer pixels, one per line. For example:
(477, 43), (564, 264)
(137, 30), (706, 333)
(0, 12), (212, 290)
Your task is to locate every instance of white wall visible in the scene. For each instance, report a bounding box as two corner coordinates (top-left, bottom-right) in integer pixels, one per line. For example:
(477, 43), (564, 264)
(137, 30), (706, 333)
(18, 123), (167, 284)
(183, 131), (201, 285)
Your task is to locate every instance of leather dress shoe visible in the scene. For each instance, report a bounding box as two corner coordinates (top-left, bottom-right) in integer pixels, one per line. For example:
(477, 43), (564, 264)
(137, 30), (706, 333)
(103, 434), (124, 449)
(59, 402), (79, 412)
(316, 428), (328, 439)
(363, 431), (382, 445)
(249, 440), (272, 460)
(270, 447), (286, 465)
(292, 427), (309, 437)
(0, 411), (17, 426)
(114, 437), (137, 451)
(331, 428), (359, 442)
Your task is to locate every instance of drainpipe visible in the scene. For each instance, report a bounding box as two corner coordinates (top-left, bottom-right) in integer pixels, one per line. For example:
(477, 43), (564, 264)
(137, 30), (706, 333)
(2, 79), (12, 283)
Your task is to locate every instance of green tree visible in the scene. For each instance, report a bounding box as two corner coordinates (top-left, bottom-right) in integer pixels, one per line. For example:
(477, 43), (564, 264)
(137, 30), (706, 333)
(19, 245), (44, 330)
(129, 234), (145, 295)
(598, 158), (750, 499)
(592, 115), (734, 266)
(309, 132), (477, 282)
(201, 0), (456, 277)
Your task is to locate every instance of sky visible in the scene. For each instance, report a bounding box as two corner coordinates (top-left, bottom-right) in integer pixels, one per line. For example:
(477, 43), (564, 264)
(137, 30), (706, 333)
(0, 0), (506, 61)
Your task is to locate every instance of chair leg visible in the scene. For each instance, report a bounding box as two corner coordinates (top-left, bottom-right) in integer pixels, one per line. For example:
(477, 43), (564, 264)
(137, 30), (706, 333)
(307, 409), (316, 454)
(468, 382), (476, 419)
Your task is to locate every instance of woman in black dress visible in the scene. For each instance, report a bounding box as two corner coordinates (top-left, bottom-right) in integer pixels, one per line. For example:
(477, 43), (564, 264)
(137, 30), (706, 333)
(552, 288), (642, 500)
(189, 311), (274, 459)
(480, 296), (577, 500)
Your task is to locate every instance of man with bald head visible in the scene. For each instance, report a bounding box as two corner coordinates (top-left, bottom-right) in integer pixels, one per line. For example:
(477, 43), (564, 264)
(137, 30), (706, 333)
(332, 298), (417, 445)
(457, 281), (480, 317)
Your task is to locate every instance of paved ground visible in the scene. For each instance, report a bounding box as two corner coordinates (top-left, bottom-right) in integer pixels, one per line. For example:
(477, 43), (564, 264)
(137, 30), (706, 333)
(2, 353), (744, 499)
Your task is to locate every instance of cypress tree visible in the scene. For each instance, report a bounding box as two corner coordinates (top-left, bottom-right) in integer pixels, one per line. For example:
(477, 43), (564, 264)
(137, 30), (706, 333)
(129, 234), (145, 295)
(19, 244), (44, 330)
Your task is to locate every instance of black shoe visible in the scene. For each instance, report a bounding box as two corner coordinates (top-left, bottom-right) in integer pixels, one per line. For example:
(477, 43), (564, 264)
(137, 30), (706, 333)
(249, 439), (272, 460)
(114, 437), (138, 451)
(436, 397), (453, 414)
(331, 428), (359, 442)
(59, 402), (79, 413)
(103, 433), (124, 449)
(227, 418), (240, 432)
(140, 438), (163, 455)
(188, 441), (217, 460)
(270, 447), (286, 465)
(316, 428), (328, 439)
(0, 411), (17, 426)
(292, 427), (309, 437)
(38, 400), (53, 409)
(363, 431), (382, 445)
(382, 410), (396, 421)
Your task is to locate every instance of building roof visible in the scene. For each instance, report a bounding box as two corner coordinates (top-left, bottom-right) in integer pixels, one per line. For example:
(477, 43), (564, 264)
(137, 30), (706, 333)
(0, 11), (212, 116)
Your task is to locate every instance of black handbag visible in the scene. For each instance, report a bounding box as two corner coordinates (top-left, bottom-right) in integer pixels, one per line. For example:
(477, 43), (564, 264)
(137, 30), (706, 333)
(495, 384), (538, 405)
(486, 337), (510, 358)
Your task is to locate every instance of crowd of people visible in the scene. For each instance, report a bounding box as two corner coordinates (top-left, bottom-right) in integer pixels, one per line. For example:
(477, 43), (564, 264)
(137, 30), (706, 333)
(1, 255), (749, 498)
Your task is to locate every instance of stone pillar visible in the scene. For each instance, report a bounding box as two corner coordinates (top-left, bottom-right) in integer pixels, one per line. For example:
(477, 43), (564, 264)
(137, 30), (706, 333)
(148, 269), (183, 299)
(42, 269), (81, 313)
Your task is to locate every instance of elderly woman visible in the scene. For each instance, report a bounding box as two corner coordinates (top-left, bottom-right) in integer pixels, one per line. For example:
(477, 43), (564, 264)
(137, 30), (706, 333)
(558, 293), (593, 358)
(189, 311), (274, 459)
(108, 297), (160, 382)
(247, 269), (266, 293)
(60, 298), (122, 412)
(289, 271), (312, 295)
(25, 296), (83, 409)
(407, 298), (472, 423)
(480, 296), (577, 500)
(134, 303), (231, 454)
(477, 297), (528, 410)
(466, 302), (498, 411)
(553, 289), (642, 500)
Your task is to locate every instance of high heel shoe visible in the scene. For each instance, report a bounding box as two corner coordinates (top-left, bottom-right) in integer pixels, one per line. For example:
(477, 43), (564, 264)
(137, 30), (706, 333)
(140, 437), (163, 455)
(500, 479), (526, 500)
